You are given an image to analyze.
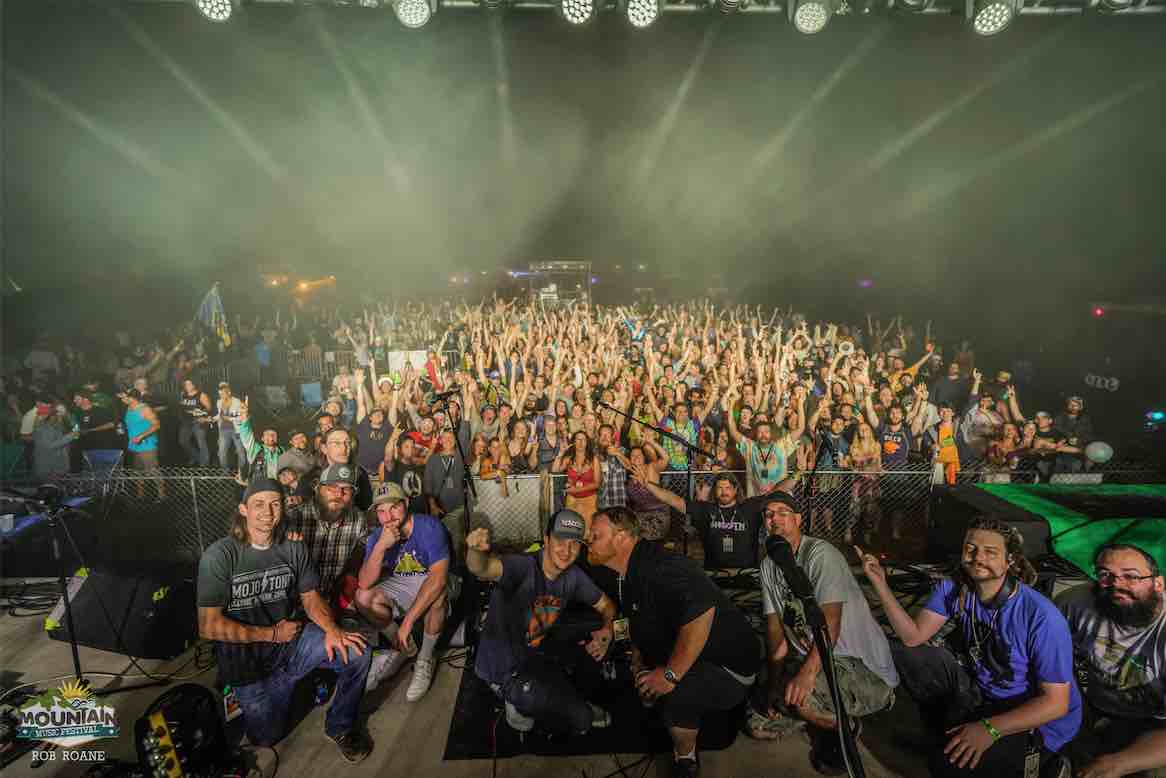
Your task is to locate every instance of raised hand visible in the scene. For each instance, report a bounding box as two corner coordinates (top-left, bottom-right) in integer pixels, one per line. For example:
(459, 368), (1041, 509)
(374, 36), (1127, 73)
(467, 527), (492, 553)
(853, 546), (887, 587)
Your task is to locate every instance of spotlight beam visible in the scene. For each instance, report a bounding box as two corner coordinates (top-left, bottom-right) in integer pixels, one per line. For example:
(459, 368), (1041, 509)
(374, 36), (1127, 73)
(110, 6), (290, 183)
(490, 15), (517, 168)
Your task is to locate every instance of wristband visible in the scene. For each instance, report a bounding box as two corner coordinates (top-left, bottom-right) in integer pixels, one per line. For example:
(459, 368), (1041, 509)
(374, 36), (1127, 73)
(981, 719), (1001, 742)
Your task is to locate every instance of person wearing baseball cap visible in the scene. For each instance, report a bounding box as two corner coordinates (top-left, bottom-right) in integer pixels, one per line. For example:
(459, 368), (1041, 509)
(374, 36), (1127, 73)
(747, 492), (898, 773)
(355, 482), (452, 702)
(196, 476), (373, 763)
(466, 509), (618, 736)
(283, 462), (370, 617)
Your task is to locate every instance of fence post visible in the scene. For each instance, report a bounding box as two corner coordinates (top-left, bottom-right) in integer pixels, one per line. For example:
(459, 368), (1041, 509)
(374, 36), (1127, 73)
(191, 478), (205, 553)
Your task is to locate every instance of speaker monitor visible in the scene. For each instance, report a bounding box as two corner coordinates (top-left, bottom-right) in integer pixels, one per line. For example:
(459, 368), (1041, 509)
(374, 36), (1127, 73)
(46, 570), (197, 660)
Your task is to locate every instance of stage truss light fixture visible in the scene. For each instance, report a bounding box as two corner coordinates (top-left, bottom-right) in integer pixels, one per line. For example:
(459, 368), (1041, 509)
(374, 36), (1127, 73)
(789, 0), (835, 32)
(717, 0), (742, 13)
(1097, 0), (1134, 10)
(393, 0), (436, 27)
(622, 0), (660, 26)
(560, 0), (597, 25)
(194, 0), (238, 22)
(893, 0), (935, 11)
(970, 0), (1017, 34)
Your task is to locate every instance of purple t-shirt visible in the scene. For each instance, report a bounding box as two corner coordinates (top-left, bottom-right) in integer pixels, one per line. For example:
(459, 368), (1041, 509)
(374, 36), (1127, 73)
(363, 514), (449, 578)
(924, 578), (1081, 751)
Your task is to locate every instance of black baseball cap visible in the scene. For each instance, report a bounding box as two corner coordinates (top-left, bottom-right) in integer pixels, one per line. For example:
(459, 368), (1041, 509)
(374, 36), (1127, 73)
(546, 509), (587, 543)
(761, 490), (803, 515)
(243, 477), (284, 503)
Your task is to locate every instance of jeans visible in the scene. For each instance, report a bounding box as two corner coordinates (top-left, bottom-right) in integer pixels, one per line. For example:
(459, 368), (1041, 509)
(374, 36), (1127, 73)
(492, 652), (594, 735)
(179, 421), (210, 466)
(231, 623), (371, 746)
(218, 428), (246, 471)
(891, 641), (1058, 777)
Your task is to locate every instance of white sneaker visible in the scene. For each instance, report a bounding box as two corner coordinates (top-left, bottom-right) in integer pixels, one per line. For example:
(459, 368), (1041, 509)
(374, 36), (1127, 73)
(405, 657), (436, 702)
(365, 649), (410, 692)
(505, 702), (535, 732)
(588, 702), (611, 729)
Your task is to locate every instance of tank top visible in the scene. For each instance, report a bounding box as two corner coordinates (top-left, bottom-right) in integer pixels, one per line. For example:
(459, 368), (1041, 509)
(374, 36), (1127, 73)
(180, 392), (209, 421)
(567, 462), (597, 498)
(125, 405), (158, 453)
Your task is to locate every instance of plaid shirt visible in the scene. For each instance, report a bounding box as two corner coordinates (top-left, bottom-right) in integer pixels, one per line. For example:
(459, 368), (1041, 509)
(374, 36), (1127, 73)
(599, 451), (627, 508)
(284, 499), (369, 603)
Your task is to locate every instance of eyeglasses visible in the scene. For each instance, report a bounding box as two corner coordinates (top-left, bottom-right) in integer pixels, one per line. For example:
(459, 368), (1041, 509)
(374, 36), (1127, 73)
(1095, 570), (1156, 585)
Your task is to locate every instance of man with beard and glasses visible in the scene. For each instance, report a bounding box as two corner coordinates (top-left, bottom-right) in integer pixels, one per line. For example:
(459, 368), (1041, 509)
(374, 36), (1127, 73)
(285, 464), (371, 614)
(1058, 544), (1166, 778)
(467, 510), (618, 736)
(856, 516), (1080, 777)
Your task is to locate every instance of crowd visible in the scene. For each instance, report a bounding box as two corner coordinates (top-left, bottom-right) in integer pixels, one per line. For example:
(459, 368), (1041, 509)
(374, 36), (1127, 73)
(7, 296), (1149, 778)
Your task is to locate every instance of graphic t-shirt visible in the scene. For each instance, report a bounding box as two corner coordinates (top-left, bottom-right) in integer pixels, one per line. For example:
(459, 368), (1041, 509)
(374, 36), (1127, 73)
(1058, 584), (1166, 720)
(760, 537), (899, 688)
(364, 514), (450, 578)
(474, 552), (602, 686)
(686, 497), (766, 569)
(384, 461), (428, 514)
(196, 537), (319, 686)
(355, 419), (389, 474)
(924, 578), (1082, 751)
(877, 423), (912, 468)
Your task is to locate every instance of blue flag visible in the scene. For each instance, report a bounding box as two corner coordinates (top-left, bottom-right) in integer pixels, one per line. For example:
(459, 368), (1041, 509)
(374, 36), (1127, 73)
(196, 283), (231, 348)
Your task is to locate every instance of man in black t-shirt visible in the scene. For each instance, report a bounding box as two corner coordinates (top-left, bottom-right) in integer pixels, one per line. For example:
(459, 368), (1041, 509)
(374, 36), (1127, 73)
(382, 432), (428, 515)
(196, 479), (372, 762)
(589, 506), (761, 778)
(632, 470), (765, 570)
(72, 393), (121, 471)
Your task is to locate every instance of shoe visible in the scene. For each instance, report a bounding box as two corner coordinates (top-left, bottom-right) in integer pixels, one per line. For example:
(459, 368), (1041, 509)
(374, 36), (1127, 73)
(1042, 754), (1071, 778)
(405, 657), (436, 702)
(588, 702), (611, 729)
(365, 649), (410, 691)
(671, 754), (700, 778)
(505, 702), (535, 733)
(326, 729), (371, 763)
(809, 720), (861, 776)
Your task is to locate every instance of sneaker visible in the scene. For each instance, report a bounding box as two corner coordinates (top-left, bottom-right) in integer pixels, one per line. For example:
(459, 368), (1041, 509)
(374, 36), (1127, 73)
(809, 720), (862, 776)
(326, 729), (371, 763)
(365, 648), (410, 692)
(1042, 754), (1071, 778)
(405, 657), (436, 702)
(588, 702), (611, 729)
(671, 754), (700, 778)
(505, 702), (535, 733)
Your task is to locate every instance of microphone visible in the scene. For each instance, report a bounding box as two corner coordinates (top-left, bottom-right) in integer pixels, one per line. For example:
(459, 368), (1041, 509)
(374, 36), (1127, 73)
(427, 388), (461, 403)
(765, 534), (816, 602)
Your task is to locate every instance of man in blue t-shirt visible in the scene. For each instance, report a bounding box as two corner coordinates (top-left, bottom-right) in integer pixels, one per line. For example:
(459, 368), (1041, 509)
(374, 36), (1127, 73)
(855, 516), (1081, 777)
(467, 510), (619, 735)
(354, 482), (450, 702)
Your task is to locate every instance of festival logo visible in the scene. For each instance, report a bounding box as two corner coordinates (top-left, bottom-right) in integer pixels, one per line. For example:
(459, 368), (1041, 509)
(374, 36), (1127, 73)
(16, 679), (119, 747)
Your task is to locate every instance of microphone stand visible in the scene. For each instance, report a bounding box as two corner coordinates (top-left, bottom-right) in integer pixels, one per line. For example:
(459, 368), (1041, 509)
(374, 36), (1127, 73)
(430, 395), (481, 653)
(768, 537), (866, 778)
(802, 428), (832, 539)
(597, 401), (715, 555)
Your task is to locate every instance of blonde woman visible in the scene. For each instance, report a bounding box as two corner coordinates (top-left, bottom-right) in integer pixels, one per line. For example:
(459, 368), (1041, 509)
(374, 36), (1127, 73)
(848, 421), (882, 544)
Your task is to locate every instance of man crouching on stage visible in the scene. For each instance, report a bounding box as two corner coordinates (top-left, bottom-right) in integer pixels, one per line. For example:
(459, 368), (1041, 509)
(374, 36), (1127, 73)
(196, 478), (372, 762)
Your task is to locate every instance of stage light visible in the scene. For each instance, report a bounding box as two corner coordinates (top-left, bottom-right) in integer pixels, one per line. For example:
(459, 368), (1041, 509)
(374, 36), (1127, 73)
(560, 0), (596, 25)
(894, 0), (934, 10)
(858, 279), (874, 289)
(1098, 0), (1134, 10)
(393, 0), (435, 27)
(622, 0), (660, 27)
(298, 282), (309, 291)
(790, 0), (835, 34)
(971, 0), (1017, 35)
(1147, 410), (1166, 423)
(1092, 305), (1106, 318)
(194, 0), (237, 22)
(717, 0), (741, 12)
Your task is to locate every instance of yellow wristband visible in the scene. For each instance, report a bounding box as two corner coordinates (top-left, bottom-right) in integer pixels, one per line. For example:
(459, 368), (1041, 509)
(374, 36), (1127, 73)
(981, 719), (1002, 741)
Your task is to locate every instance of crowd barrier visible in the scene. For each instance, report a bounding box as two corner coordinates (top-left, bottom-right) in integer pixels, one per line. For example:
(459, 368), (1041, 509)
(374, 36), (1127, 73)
(4, 459), (1159, 566)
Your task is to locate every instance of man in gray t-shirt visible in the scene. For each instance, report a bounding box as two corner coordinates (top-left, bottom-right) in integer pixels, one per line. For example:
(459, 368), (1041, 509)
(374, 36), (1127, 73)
(747, 492), (898, 756)
(1057, 543), (1166, 778)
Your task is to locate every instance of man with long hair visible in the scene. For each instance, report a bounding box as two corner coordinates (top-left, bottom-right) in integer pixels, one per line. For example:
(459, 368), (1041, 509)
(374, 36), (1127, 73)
(855, 516), (1080, 776)
(196, 479), (371, 761)
(1058, 544), (1166, 778)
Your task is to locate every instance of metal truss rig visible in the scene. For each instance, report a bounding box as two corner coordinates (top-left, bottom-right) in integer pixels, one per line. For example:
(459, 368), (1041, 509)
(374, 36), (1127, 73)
(179, 0), (1164, 36)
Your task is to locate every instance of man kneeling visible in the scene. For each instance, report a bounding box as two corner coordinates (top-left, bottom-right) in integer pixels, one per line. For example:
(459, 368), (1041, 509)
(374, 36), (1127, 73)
(467, 510), (618, 735)
(355, 482), (449, 702)
(746, 492), (899, 774)
(196, 479), (371, 762)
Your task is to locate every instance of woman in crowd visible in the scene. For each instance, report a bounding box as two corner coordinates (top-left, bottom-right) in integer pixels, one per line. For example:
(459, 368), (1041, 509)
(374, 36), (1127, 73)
(505, 418), (535, 475)
(618, 437), (672, 541)
(848, 420), (882, 544)
(556, 430), (600, 534)
(32, 402), (77, 479)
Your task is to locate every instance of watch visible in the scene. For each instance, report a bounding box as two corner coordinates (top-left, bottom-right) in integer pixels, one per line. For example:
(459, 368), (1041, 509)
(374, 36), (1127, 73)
(663, 668), (680, 685)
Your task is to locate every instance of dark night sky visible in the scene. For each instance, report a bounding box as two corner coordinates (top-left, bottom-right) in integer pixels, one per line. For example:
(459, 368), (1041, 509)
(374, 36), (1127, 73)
(3, 1), (1165, 330)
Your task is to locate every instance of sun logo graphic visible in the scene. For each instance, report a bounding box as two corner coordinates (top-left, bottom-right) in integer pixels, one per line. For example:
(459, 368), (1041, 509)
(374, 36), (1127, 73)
(17, 679), (120, 747)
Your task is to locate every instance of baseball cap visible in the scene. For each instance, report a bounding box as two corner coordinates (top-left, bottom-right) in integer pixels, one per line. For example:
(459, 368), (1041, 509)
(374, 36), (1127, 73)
(372, 481), (407, 507)
(243, 477), (284, 503)
(546, 509), (587, 543)
(761, 490), (803, 515)
(319, 463), (357, 487)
